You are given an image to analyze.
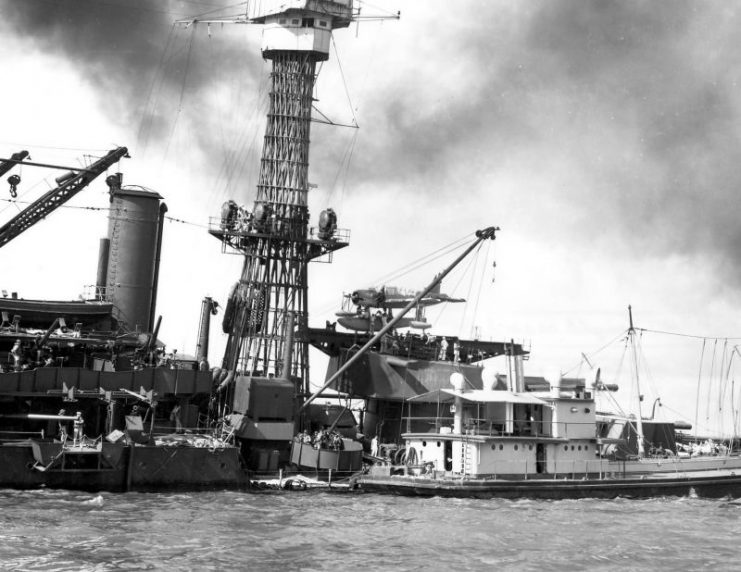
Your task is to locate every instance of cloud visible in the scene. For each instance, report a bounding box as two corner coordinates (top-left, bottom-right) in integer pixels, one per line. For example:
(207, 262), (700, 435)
(6, 0), (741, 287)
(332, 1), (741, 288)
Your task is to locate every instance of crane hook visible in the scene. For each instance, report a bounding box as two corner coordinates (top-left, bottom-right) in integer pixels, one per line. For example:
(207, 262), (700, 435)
(7, 174), (20, 198)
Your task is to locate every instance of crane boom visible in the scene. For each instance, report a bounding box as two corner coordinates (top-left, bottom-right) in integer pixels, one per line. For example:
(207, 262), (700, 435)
(0, 147), (128, 249)
(0, 151), (30, 178)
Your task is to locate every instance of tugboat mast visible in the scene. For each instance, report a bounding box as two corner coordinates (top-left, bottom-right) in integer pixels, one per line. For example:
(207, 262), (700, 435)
(628, 304), (646, 456)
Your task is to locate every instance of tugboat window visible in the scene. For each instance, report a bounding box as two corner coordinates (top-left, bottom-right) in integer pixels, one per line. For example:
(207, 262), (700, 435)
(437, 442), (441, 447)
(564, 445), (568, 451)
(514, 445), (518, 451)
(499, 444), (504, 450)
(422, 441), (427, 447)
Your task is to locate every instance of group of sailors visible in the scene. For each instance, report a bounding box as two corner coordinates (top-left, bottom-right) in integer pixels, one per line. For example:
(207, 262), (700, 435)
(379, 331), (487, 364)
(1, 339), (58, 372)
(297, 427), (345, 451)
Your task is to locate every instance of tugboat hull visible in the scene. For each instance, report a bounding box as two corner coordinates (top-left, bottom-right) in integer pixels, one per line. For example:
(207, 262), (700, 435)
(357, 471), (741, 500)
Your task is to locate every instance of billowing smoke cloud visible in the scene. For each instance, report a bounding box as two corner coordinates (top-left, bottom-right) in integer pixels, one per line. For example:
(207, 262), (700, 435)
(2, 0), (262, 161)
(6, 0), (741, 287)
(343, 1), (741, 287)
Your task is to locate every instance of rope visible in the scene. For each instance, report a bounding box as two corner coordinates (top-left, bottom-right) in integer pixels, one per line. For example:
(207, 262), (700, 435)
(694, 338), (706, 439)
(161, 27), (197, 166)
(561, 329), (629, 377)
(467, 240), (491, 339)
(638, 327), (741, 341)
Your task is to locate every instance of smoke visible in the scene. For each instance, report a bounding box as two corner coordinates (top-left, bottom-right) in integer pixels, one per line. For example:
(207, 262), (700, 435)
(2, 0), (262, 160)
(5, 0), (741, 286)
(342, 1), (741, 287)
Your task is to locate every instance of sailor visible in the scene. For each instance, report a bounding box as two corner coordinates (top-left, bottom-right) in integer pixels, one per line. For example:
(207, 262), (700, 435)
(330, 432), (344, 450)
(57, 409), (68, 443)
(438, 338), (448, 361)
(10, 339), (22, 371)
(72, 411), (84, 447)
(371, 435), (379, 457)
(170, 404), (183, 433)
(453, 341), (460, 364)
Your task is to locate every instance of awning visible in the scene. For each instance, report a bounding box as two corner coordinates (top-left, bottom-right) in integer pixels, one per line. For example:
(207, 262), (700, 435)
(407, 388), (547, 405)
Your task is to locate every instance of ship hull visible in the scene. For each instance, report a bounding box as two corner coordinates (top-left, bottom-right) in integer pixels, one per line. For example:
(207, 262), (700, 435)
(356, 470), (741, 500)
(0, 440), (250, 492)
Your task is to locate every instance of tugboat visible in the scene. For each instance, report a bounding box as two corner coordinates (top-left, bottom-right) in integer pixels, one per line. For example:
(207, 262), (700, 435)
(345, 248), (741, 499)
(355, 370), (741, 499)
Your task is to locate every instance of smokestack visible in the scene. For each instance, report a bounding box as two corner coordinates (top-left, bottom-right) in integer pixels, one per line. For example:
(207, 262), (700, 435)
(96, 238), (110, 300)
(105, 179), (164, 333)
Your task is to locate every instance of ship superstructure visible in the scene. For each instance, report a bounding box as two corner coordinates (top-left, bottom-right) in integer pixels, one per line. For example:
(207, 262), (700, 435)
(209, 1), (355, 387)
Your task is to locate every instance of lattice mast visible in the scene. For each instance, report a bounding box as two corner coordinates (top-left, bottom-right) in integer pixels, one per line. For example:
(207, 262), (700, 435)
(210, 1), (355, 391)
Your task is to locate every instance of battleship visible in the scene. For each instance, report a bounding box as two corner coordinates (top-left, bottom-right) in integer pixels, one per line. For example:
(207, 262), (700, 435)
(0, 0), (392, 491)
(3, 0), (741, 498)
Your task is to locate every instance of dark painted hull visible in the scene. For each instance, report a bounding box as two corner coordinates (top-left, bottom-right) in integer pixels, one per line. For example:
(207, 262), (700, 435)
(289, 439), (363, 474)
(0, 441), (250, 492)
(357, 473), (741, 500)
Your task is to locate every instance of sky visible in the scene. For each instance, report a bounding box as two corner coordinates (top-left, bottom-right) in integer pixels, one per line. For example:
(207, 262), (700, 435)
(2, 0), (741, 435)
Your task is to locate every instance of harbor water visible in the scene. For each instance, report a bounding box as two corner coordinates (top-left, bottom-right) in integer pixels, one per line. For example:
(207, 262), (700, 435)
(0, 488), (739, 571)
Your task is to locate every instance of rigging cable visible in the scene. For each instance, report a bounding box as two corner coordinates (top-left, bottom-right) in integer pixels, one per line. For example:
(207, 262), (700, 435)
(161, 27), (197, 167)
(467, 240), (492, 339)
(694, 338), (706, 441)
(371, 234), (472, 287)
(136, 23), (177, 155)
(561, 328), (629, 377)
(705, 338), (718, 426)
(429, 240), (483, 329)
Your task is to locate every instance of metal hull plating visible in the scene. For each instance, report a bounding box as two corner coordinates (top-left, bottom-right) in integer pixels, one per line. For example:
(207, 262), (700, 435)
(356, 470), (741, 500)
(0, 441), (249, 492)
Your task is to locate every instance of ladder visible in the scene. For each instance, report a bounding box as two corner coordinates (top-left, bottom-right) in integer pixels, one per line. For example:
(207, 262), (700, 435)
(461, 440), (473, 476)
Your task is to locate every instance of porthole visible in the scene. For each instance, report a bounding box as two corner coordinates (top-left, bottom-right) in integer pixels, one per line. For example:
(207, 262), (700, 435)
(528, 444), (533, 451)
(422, 441), (427, 447)
(585, 445), (589, 451)
(437, 441), (441, 447)
(578, 445), (582, 451)
(571, 445), (575, 451)
(499, 444), (504, 450)
(564, 445), (568, 451)
(514, 445), (519, 451)
(491, 444), (496, 451)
